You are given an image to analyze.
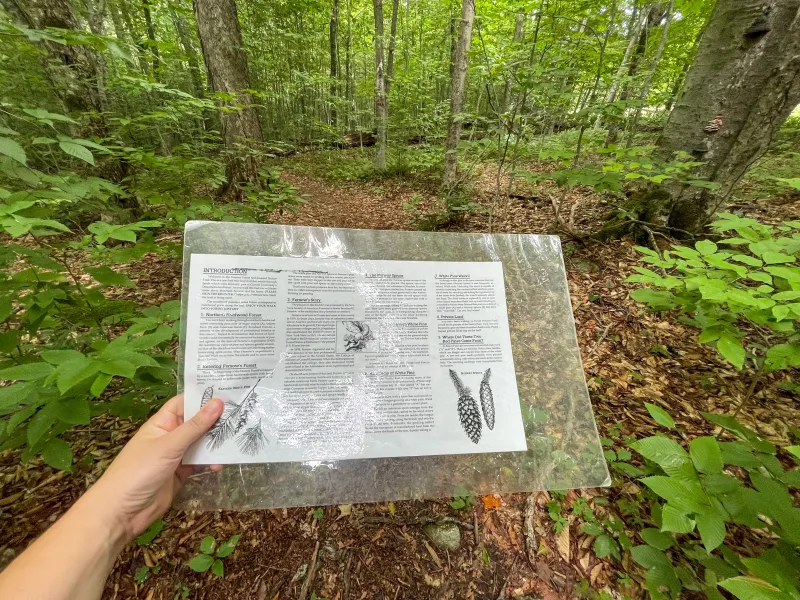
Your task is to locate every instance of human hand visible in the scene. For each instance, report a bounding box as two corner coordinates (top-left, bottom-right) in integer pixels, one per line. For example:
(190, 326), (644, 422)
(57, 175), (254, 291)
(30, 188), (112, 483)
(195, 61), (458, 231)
(85, 394), (224, 542)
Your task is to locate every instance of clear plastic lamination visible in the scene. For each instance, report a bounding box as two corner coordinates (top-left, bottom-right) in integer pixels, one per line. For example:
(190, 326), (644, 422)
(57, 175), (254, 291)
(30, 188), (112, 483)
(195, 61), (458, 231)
(177, 221), (610, 510)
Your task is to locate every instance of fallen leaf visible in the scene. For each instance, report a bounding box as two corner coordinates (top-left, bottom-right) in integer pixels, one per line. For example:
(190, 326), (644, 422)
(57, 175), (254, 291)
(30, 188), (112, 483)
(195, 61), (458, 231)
(481, 494), (502, 510)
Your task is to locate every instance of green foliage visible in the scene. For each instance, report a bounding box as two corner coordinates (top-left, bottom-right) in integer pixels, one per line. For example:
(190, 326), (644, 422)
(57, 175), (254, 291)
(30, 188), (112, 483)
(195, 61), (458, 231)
(187, 534), (240, 577)
(450, 493), (475, 511)
(625, 407), (800, 600)
(627, 213), (800, 373)
(136, 519), (165, 546)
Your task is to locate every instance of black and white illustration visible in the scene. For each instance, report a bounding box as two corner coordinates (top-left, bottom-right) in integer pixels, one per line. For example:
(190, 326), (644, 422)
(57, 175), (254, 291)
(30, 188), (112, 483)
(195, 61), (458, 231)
(449, 368), (495, 444)
(205, 380), (270, 456)
(337, 320), (379, 353)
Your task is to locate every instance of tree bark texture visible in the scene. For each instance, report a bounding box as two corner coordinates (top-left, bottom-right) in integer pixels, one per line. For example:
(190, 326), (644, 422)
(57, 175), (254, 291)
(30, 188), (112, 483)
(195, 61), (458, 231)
(170, 6), (205, 99)
(142, 0), (160, 80)
(193, 0), (264, 192)
(329, 0), (339, 125)
(1, 0), (104, 118)
(372, 0), (388, 170)
(442, 0), (475, 189)
(657, 0), (800, 231)
(385, 0), (399, 95)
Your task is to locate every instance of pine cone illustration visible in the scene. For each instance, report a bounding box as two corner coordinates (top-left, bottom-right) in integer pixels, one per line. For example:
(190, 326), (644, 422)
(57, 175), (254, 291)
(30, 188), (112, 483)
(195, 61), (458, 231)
(449, 369), (482, 444)
(200, 385), (214, 407)
(479, 368), (495, 430)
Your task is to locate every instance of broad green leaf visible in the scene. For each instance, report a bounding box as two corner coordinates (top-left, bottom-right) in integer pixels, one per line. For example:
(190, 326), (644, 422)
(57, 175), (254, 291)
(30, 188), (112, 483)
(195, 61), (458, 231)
(644, 403), (675, 429)
(216, 534), (240, 558)
(52, 397), (91, 425)
(690, 436), (724, 474)
(99, 359), (137, 378)
(135, 519), (164, 546)
(640, 528), (674, 550)
(211, 559), (224, 577)
(58, 141), (95, 165)
(762, 252), (796, 265)
(696, 512), (726, 552)
(55, 357), (100, 395)
(661, 505), (695, 534)
(199, 536), (216, 554)
(0, 136), (27, 165)
(630, 545), (671, 569)
(731, 254), (762, 267)
(773, 291), (800, 301)
(703, 412), (776, 454)
(640, 476), (707, 514)
(581, 522), (604, 536)
(42, 437), (72, 472)
(0, 362), (54, 381)
(593, 534), (619, 559)
(90, 373), (113, 397)
(631, 436), (694, 480)
(630, 288), (675, 308)
(86, 266), (136, 288)
(765, 344), (800, 372)
(40, 350), (85, 365)
(773, 306), (790, 321)
(741, 557), (800, 600)
(717, 335), (745, 369)
(696, 240), (718, 256)
(27, 408), (56, 447)
(187, 553), (214, 573)
(720, 576), (787, 600)
(787, 446), (800, 461)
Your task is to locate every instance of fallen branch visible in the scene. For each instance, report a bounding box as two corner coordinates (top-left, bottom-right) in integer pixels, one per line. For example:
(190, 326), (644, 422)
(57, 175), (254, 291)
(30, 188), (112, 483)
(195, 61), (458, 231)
(297, 540), (320, 600)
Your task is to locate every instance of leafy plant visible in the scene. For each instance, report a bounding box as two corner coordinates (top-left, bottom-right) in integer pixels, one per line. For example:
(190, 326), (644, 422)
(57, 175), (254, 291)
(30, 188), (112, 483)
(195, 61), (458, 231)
(626, 409), (800, 600)
(187, 534), (241, 577)
(627, 213), (799, 392)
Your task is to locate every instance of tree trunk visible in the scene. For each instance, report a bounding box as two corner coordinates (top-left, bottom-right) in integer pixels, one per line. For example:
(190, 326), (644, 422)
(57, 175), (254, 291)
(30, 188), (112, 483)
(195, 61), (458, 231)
(501, 12), (525, 114)
(193, 0), (264, 194)
(442, 0), (475, 189)
(142, 0), (160, 80)
(329, 0), (339, 126)
(653, 0), (800, 232)
(385, 0), (400, 95)
(372, 0), (388, 170)
(170, 6), (206, 99)
(1, 0), (104, 120)
(626, 0), (674, 146)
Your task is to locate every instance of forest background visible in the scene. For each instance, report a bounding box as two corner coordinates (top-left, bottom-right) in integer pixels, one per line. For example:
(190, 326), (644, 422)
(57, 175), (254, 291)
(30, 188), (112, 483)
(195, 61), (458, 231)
(0, 0), (799, 598)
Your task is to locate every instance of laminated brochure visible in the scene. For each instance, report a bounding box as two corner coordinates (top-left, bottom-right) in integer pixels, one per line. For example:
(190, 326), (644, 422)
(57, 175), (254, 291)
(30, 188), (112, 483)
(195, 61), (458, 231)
(182, 253), (527, 464)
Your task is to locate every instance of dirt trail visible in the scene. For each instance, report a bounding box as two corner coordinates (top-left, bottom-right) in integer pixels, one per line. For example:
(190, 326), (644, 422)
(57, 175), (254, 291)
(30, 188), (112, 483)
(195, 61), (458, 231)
(274, 172), (421, 231)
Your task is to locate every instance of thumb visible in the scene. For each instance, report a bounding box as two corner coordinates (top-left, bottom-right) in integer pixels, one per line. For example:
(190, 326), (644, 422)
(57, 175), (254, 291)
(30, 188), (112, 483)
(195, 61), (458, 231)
(166, 398), (224, 453)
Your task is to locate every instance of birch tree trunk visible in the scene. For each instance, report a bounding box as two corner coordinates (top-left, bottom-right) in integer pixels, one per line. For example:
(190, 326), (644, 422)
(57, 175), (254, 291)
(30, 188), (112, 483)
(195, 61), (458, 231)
(193, 0), (264, 195)
(654, 0), (800, 231)
(442, 0), (475, 189)
(372, 0), (388, 170)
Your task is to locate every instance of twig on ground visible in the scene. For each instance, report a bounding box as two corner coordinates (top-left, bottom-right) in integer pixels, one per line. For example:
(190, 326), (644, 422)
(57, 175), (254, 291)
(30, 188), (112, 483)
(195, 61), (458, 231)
(360, 516), (474, 529)
(495, 557), (519, 600)
(297, 540), (320, 600)
(524, 494), (536, 566)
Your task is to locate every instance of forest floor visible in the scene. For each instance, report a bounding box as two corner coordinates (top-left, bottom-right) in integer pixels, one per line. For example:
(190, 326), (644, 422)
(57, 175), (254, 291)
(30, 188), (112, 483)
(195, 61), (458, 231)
(1, 155), (798, 600)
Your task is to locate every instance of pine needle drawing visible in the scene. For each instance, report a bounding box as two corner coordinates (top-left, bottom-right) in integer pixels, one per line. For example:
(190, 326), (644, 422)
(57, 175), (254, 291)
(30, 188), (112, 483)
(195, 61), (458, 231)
(342, 321), (375, 352)
(479, 368), (495, 430)
(205, 379), (262, 451)
(236, 420), (269, 456)
(200, 385), (214, 407)
(449, 369), (482, 444)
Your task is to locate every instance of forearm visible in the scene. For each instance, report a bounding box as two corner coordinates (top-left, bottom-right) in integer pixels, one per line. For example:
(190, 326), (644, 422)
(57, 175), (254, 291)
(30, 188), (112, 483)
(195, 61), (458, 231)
(0, 486), (127, 600)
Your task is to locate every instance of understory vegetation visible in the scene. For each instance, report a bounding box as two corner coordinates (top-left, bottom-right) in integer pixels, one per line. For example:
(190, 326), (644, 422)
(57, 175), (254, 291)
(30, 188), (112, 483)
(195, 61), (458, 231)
(0, 0), (799, 597)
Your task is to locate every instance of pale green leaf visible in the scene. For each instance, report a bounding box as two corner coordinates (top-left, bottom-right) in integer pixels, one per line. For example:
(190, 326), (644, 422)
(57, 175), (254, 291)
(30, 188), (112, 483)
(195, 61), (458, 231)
(696, 512), (726, 552)
(696, 240), (718, 256)
(58, 141), (95, 165)
(690, 436), (724, 474)
(661, 505), (695, 534)
(644, 403), (675, 429)
(719, 576), (787, 600)
(187, 553), (213, 572)
(0, 136), (27, 165)
(717, 335), (746, 369)
(0, 362), (54, 381)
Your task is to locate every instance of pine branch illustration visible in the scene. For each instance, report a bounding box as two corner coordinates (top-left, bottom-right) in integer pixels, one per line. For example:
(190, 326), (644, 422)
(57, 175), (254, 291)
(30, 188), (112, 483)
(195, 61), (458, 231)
(479, 368), (495, 430)
(200, 385), (214, 407)
(236, 421), (268, 456)
(205, 379), (262, 452)
(450, 369), (482, 444)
